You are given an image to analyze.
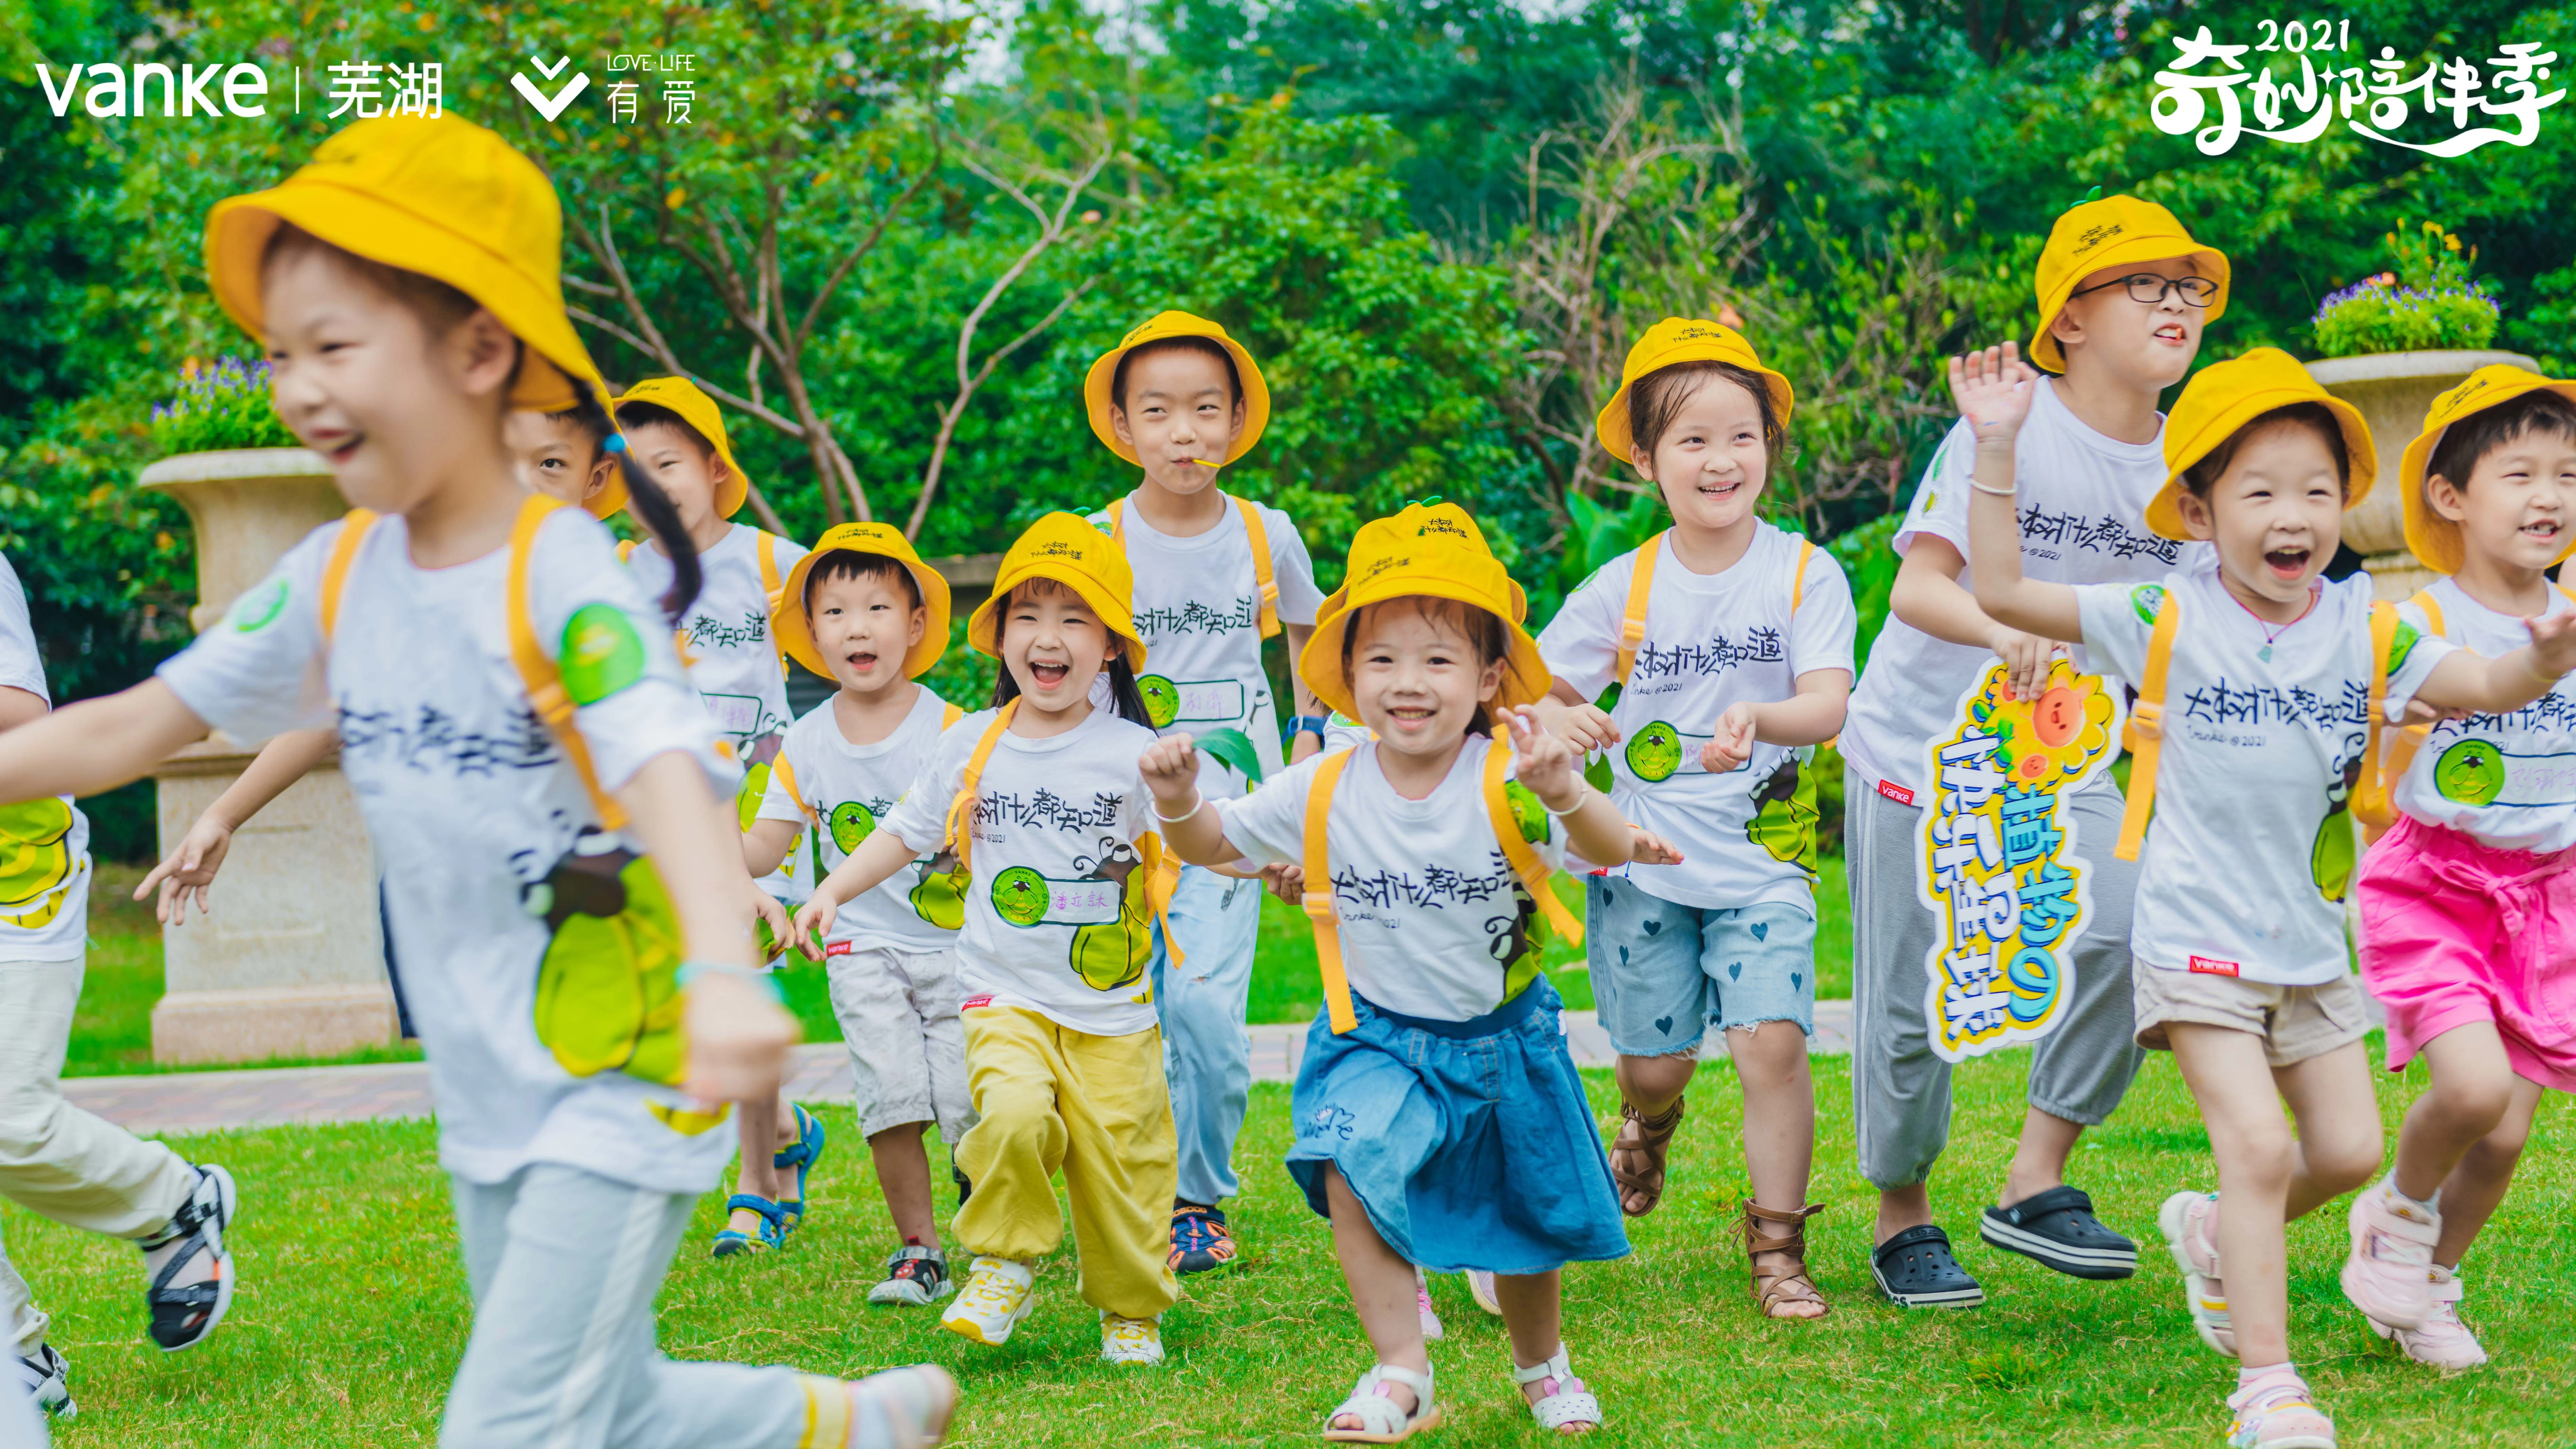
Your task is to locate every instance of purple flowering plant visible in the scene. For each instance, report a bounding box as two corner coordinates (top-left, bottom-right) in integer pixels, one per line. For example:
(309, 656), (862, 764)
(147, 356), (301, 456)
(2311, 220), (2501, 358)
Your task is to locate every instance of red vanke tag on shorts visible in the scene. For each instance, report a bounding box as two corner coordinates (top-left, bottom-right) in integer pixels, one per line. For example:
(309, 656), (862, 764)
(962, 994), (994, 1010)
(1876, 780), (1917, 807)
(2188, 955), (2241, 977)
(823, 940), (854, 958)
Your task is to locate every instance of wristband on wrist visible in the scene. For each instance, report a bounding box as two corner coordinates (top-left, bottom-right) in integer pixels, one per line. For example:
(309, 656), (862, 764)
(678, 960), (785, 1003)
(1287, 714), (1330, 741)
(1155, 791), (1207, 825)
(1541, 786), (1589, 817)
(1968, 477), (2018, 497)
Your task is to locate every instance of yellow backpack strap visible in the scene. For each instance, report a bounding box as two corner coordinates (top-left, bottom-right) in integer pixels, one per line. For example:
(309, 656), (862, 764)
(1142, 831), (1184, 969)
(1483, 727), (1584, 949)
(1302, 747), (1358, 1034)
(2372, 589), (2448, 824)
(1105, 498), (1123, 539)
(1788, 538), (1814, 616)
(1234, 496), (1281, 638)
(942, 701), (1018, 877)
(2113, 589), (2181, 862)
(504, 494), (629, 831)
(617, 538), (638, 563)
(2558, 580), (2576, 608)
(758, 531), (794, 678)
(319, 508), (380, 641)
(2353, 601), (2406, 838)
(1612, 530), (1667, 685)
(942, 701), (964, 729)
(769, 750), (819, 832)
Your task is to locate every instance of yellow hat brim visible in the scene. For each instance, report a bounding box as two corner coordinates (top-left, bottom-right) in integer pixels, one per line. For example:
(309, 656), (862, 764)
(966, 561), (1147, 674)
(1084, 314), (1271, 466)
(582, 462), (629, 519)
(2031, 240), (2232, 375)
(776, 525), (954, 681)
(2146, 385), (2375, 542)
(1296, 572), (1552, 723)
(1597, 339), (1796, 465)
(206, 188), (595, 415)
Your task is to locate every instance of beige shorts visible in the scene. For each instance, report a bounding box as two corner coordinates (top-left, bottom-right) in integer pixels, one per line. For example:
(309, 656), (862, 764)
(2132, 963), (2371, 1067)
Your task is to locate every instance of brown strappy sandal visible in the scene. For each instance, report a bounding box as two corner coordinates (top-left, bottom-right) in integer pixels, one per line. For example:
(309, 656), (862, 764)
(1607, 1099), (1684, 1217)
(1743, 1201), (1829, 1320)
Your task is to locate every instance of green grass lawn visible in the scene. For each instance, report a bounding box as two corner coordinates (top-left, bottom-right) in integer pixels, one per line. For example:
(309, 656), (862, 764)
(12, 1048), (2573, 1446)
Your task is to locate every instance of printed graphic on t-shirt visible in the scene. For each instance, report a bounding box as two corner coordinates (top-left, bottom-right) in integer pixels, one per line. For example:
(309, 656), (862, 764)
(1135, 597), (1262, 638)
(1326, 779), (1554, 974)
(987, 836), (1153, 991)
(1136, 675), (1247, 728)
(2431, 737), (2576, 808)
(561, 604), (646, 705)
(682, 606), (774, 655)
(340, 702), (559, 777)
(1746, 756), (1819, 873)
(1629, 628), (1787, 681)
(971, 786), (1128, 835)
(0, 798), (82, 929)
(2015, 504), (2187, 568)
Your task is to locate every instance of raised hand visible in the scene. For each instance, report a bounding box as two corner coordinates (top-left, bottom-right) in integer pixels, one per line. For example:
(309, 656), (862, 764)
(1948, 342), (2038, 446)
(1505, 705), (1581, 808)
(2527, 608), (2576, 679)
(1138, 733), (1203, 814)
(1988, 627), (2056, 703)
(1700, 701), (1759, 775)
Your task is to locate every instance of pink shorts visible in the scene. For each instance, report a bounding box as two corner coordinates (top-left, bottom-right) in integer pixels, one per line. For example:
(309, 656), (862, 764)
(2356, 814), (2576, 1091)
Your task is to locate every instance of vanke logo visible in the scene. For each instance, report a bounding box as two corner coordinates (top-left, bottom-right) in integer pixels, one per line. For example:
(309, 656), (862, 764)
(511, 54), (589, 121)
(35, 61), (270, 117)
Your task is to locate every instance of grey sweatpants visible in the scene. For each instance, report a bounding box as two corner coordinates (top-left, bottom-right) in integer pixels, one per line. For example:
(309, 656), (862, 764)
(444, 1164), (827, 1449)
(1845, 768), (2147, 1191)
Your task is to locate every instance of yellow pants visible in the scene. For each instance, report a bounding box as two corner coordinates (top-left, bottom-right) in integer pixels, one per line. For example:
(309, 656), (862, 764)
(955, 1006), (1180, 1320)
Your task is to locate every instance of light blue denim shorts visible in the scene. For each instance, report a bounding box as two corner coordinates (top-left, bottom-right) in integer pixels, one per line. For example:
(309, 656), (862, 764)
(1585, 874), (1817, 1058)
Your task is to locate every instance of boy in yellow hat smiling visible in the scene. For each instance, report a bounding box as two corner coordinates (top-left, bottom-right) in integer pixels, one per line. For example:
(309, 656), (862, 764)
(1959, 340), (2576, 1448)
(1840, 193), (2226, 1308)
(1082, 311), (1327, 1275)
(1148, 501), (1639, 1438)
(794, 512), (1184, 1365)
(741, 523), (974, 1305)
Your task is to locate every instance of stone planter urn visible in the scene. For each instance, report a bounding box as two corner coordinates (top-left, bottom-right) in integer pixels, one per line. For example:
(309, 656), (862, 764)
(140, 449), (398, 1066)
(2308, 349), (2540, 601)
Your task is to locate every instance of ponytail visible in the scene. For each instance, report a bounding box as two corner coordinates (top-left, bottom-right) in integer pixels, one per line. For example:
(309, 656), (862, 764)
(570, 385), (701, 623)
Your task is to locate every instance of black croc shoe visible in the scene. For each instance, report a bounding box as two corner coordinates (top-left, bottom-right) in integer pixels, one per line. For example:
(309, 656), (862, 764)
(139, 1163), (237, 1352)
(1870, 1224), (1985, 1308)
(1980, 1185), (2138, 1279)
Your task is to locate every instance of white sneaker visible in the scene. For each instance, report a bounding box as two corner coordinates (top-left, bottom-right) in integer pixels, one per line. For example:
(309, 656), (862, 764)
(1465, 1269), (1502, 1316)
(1099, 1311), (1164, 1365)
(1414, 1268), (1444, 1341)
(2372, 1265), (2488, 1373)
(939, 1257), (1035, 1345)
(11, 1344), (72, 1420)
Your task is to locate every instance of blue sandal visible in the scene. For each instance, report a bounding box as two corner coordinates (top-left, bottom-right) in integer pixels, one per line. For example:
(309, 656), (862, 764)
(711, 1194), (787, 1257)
(773, 1104), (827, 1231)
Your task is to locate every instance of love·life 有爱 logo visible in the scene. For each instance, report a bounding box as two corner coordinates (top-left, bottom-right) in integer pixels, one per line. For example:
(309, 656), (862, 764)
(511, 54), (591, 122)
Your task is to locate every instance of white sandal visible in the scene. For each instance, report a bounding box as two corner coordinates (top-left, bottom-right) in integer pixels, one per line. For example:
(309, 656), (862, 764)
(1322, 1363), (1441, 1442)
(1513, 1348), (1602, 1434)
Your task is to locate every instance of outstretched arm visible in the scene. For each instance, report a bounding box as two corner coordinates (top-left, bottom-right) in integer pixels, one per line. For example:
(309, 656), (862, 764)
(1956, 344), (2086, 645)
(0, 678), (208, 803)
(137, 726), (339, 923)
(792, 829), (920, 959)
(1892, 538), (2058, 702)
(1504, 706), (1632, 867)
(1701, 668), (1850, 775)
(1139, 734), (1243, 867)
(2414, 613), (2576, 716)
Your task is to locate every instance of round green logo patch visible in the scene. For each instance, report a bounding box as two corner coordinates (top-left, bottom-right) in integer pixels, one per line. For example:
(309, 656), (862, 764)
(560, 603), (646, 706)
(232, 577), (291, 634)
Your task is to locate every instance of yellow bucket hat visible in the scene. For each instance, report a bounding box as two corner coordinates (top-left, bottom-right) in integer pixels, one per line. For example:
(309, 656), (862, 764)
(1596, 317), (1796, 465)
(2400, 365), (2576, 575)
(2146, 348), (2376, 541)
(1084, 311), (1271, 466)
(1298, 502), (1551, 721)
(613, 377), (752, 520)
(205, 115), (601, 415)
(966, 512), (1147, 670)
(2030, 195), (2231, 375)
(775, 522), (954, 680)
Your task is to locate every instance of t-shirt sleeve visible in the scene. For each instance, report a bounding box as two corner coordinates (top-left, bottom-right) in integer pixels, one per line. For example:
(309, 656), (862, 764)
(2381, 606), (2457, 719)
(880, 720), (967, 855)
(1788, 547), (1859, 678)
(2073, 580), (2166, 693)
(1891, 420), (1977, 561)
(1214, 752), (1323, 870)
(1534, 555), (1629, 701)
(756, 732), (813, 826)
(0, 554), (49, 703)
(530, 512), (730, 796)
(1263, 505), (1327, 627)
(154, 525), (337, 745)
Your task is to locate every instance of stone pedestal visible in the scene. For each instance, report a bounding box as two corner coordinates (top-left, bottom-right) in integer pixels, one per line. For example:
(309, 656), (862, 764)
(142, 448), (396, 1063)
(2309, 349), (2539, 601)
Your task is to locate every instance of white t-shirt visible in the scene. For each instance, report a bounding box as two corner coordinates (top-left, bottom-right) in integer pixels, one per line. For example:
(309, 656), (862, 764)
(1539, 522), (1856, 913)
(758, 686), (957, 954)
(1844, 379), (2209, 802)
(157, 509), (735, 1194)
(1090, 493), (1324, 801)
(2389, 577), (2576, 854)
(0, 553), (86, 962)
(878, 704), (1163, 1036)
(2077, 564), (2454, 985)
(1218, 736), (1571, 1022)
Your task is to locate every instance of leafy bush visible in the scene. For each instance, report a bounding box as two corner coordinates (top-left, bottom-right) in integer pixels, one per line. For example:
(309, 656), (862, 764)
(2312, 222), (2501, 358)
(1828, 511), (1903, 672)
(147, 358), (300, 457)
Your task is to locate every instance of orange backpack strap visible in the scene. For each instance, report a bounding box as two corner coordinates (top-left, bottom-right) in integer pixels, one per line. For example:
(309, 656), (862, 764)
(1234, 496), (1281, 639)
(942, 701), (964, 729)
(1483, 727), (1584, 949)
(1788, 538), (1815, 616)
(1612, 530), (1667, 685)
(2365, 590), (2449, 842)
(617, 538), (638, 563)
(942, 701), (1018, 877)
(2353, 600), (2406, 838)
(504, 494), (629, 831)
(2113, 588), (2181, 862)
(1104, 498), (1123, 539)
(1301, 747), (1359, 1034)
(319, 509), (380, 640)
(769, 749), (819, 832)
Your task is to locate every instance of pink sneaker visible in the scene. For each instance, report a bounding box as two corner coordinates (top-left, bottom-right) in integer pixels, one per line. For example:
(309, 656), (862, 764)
(2371, 1265), (2487, 1374)
(2340, 1181), (2438, 1330)
(1414, 1267), (1445, 1342)
(2225, 1369), (2335, 1448)
(2157, 1190), (2233, 1357)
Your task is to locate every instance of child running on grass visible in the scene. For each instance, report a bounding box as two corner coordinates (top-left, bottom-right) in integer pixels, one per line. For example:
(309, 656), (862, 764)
(1839, 194), (2228, 1307)
(612, 376), (827, 1258)
(1150, 501), (1637, 1438)
(3, 114), (953, 1449)
(1534, 318), (1856, 1321)
(2343, 366), (2576, 1371)
(745, 522), (974, 1307)
(1959, 342), (2576, 1448)
(1085, 311), (1328, 1275)
(791, 512), (1182, 1365)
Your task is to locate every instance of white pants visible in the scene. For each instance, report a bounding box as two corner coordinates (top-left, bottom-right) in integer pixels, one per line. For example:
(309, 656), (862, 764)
(0, 954), (200, 1355)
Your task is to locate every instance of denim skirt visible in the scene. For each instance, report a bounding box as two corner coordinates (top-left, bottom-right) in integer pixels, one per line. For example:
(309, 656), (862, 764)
(1284, 976), (1630, 1275)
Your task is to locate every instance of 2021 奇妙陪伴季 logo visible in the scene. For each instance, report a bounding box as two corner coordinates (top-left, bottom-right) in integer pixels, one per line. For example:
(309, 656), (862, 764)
(2149, 22), (2562, 157)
